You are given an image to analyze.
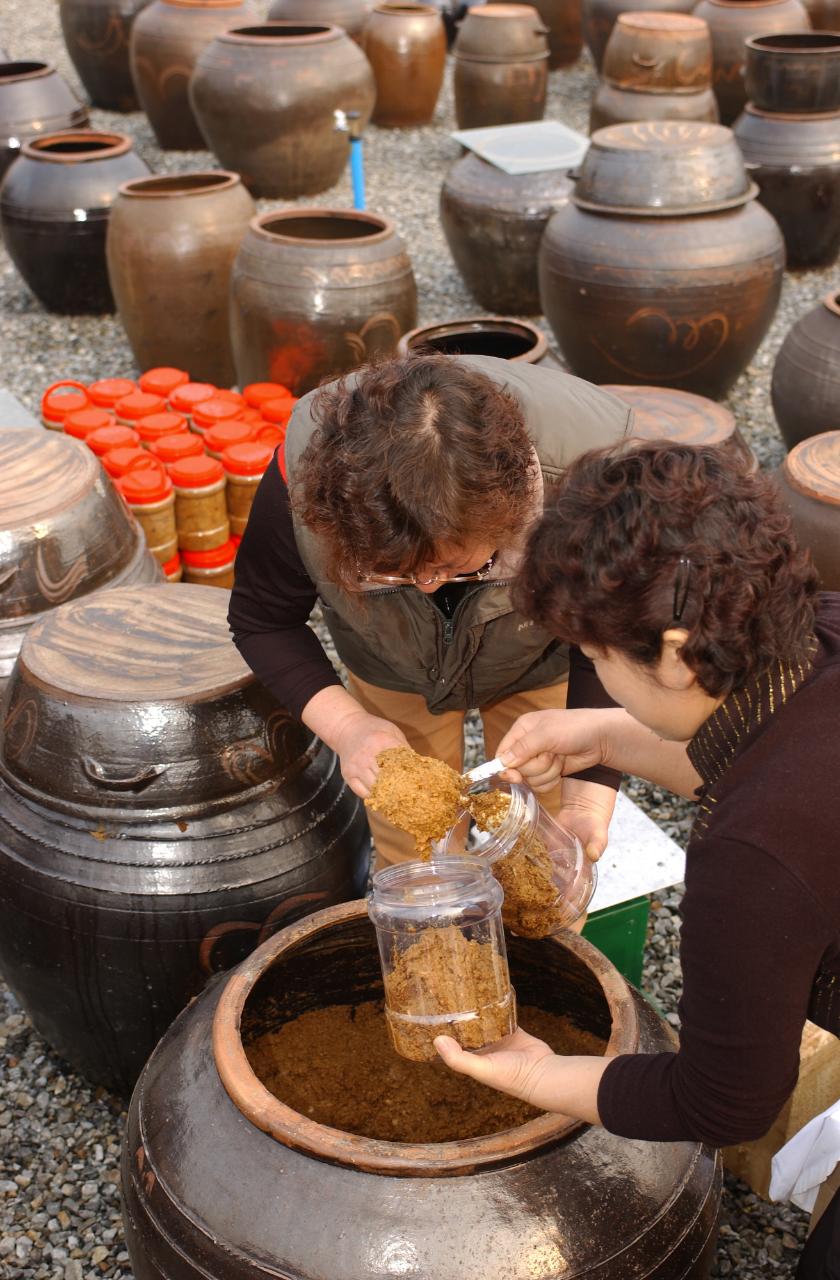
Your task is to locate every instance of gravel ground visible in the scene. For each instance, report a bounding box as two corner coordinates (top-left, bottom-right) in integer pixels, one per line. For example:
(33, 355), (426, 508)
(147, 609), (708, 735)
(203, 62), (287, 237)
(1, 0), (839, 1276)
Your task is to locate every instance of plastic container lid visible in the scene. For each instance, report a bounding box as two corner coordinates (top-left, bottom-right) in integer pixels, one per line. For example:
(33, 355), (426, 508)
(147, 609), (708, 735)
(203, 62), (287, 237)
(149, 432), (206, 464)
(191, 398), (243, 431)
(162, 551), (182, 576)
(231, 534), (242, 549)
(135, 410), (188, 442)
(240, 407), (266, 425)
(181, 540), (237, 568)
(254, 422), (286, 449)
(88, 378), (137, 408)
(64, 407), (115, 439)
(214, 388), (246, 408)
(205, 420), (257, 454)
(243, 381), (293, 409)
(222, 440), (275, 476)
(115, 391), (167, 421)
(169, 382), (217, 414)
(41, 380), (90, 423)
(138, 367), (190, 398)
(87, 424), (141, 456)
(119, 465), (173, 505)
(169, 454), (225, 488)
(261, 396), (297, 427)
(102, 445), (159, 478)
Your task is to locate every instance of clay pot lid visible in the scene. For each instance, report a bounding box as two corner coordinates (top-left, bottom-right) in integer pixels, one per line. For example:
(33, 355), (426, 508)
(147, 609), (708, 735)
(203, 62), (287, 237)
(0, 60), (53, 82)
(746, 32), (840, 51)
(615, 11), (709, 31)
(221, 21), (342, 42)
(118, 171), (241, 199)
(605, 385), (736, 444)
(399, 316), (548, 363)
(19, 585), (252, 702)
(20, 132), (133, 163)
(251, 208), (396, 246)
(574, 120), (756, 216)
(0, 429), (97, 529)
(784, 432), (840, 507)
(212, 899), (642, 1176)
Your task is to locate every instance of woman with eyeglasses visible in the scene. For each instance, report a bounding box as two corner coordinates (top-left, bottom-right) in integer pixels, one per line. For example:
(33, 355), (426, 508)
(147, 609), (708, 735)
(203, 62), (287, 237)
(434, 441), (840, 1280)
(229, 351), (632, 867)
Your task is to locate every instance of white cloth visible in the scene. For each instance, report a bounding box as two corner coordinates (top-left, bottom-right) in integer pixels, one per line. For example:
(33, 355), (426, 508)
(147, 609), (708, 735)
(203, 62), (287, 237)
(770, 1100), (840, 1212)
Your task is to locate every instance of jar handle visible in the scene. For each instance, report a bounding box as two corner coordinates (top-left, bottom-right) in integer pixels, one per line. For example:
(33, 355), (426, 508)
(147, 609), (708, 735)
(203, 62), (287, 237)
(632, 53), (661, 68)
(0, 566), (18, 593)
(40, 379), (89, 417)
(81, 756), (167, 791)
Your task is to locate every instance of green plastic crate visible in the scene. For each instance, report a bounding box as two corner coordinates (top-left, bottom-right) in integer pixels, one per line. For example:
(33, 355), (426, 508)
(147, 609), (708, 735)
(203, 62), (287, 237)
(582, 895), (650, 988)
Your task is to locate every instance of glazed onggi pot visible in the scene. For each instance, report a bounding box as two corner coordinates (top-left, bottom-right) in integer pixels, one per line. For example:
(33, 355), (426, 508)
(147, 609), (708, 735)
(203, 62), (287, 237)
(771, 292), (840, 449)
(0, 586), (371, 1094)
(398, 316), (562, 366)
(531, 0), (584, 67)
(230, 209), (417, 395)
(801, 0), (840, 22)
(121, 900), (722, 1279)
(439, 152), (574, 313)
(453, 4), (550, 129)
(606, 383), (754, 463)
(0, 61), (89, 179)
(59, 0), (152, 110)
(592, 14), (719, 131)
(539, 121), (785, 398)
(583, 0), (696, 69)
(774, 431), (840, 587)
(130, 0), (258, 150)
(189, 22), (376, 197)
(1, 132), (150, 314)
(691, 0), (812, 124)
(733, 105), (840, 268)
(744, 32), (840, 112)
(0, 430), (161, 691)
(363, 3), (447, 127)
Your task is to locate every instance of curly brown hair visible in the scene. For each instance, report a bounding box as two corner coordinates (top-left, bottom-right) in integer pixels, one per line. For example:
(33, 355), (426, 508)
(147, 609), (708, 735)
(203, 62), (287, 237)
(290, 352), (538, 588)
(515, 443), (819, 697)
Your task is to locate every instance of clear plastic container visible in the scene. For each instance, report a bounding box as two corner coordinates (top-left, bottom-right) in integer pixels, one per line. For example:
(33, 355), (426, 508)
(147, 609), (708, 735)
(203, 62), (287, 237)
(368, 857), (517, 1063)
(436, 780), (596, 938)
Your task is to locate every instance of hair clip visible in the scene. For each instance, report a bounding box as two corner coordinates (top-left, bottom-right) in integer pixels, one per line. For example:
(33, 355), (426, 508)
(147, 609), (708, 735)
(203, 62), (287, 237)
(672, 556), (692, 623)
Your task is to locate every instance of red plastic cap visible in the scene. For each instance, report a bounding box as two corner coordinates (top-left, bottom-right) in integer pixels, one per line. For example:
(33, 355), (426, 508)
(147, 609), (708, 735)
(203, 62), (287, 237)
(64, 407), (115, 439)
(169, 454), (225, 488)
(204, 420), (257, 453)
(88, 377), (137, 408)
(138, 367), (190, 398)
(149, 432), (205, 464)
(87, 424), (141, 456)
(136, 410), (188, 442)
(244, 382), (293, 409)
(214, 388), (246, 408)
(115, 391), (167, 421)
(181, 540), (237, 569)
(253, 422), (286, 448)
(169, 382), (217, 413)
(231, 534), (242, 549)
(261, 396), (297, 427)
(102, 445), (159, 478)
(119, 465), (172, 504)
(191, 398), (243, 430)
(42, 380), (90, 422)
(222, 440), (275, 476)
(162, 552), (182, 575)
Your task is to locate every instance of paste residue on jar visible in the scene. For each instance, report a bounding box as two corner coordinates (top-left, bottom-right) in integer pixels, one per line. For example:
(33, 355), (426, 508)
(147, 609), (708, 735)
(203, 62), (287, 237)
(469, 789), (565, 939)
(366, 746), (464, 856)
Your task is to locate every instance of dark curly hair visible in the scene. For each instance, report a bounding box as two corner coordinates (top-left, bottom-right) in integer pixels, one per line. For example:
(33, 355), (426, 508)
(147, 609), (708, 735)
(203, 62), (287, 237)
(514, 443), (819, 697)
(290, 352), (538, 588)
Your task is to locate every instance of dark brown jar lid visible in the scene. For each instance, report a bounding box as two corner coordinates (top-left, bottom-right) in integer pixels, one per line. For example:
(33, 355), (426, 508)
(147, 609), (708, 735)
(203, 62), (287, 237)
(784, 431), (840, 507)
(0, 428), (96, 529)
(606, 385), (736, 445)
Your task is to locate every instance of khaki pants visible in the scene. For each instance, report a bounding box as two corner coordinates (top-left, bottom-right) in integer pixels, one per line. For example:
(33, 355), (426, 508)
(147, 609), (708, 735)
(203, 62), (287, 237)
(346, 672), (568, 870)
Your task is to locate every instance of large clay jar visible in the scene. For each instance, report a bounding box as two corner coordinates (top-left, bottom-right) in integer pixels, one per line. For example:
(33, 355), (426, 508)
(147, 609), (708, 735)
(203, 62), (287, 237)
(744, 33), (840, 113)
(539, 121), (785, 398)
(592, 11), (719, 129)
(801, 0), (840, 23)
(0, 62), (89, 180)
(606, 384), (754, 463)
(363, 3), (447, 127)
(121, 902), (722, 1280)
(130, 0), (258, 151)
(440, 153), (574, 313)
(582, 0), (696, 69)
(106, 171), (255, 386)
(399, 316), (562, 367)
(591, 80), (720, 127)
(774, 432), (840, 587)
(531, 0), (584, 67)
(733, 106), (840, 268)
(453, 4), (550, 129)
(771, 292), (840, 449)
(1, 132), (150, 315)
(692, 0), (811, 124)
(268, 0), (373, 43)
(190, 23), (376, 198)
(230, 209), (417, 396)
(0, 586), (371, 1094)
(59, 0), (152, 110)
(0, 430), (161, 691)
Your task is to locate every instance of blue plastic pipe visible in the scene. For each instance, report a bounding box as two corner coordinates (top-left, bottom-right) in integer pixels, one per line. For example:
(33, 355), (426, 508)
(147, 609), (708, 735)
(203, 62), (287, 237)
(349, 136), (366, 211)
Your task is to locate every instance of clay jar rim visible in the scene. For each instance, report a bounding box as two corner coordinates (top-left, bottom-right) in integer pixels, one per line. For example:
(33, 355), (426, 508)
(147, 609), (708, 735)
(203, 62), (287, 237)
(700, 0), (797, 7)
(0, 60), (54, 82)
(614, 11), (711, 34)
(21, 131), (133, 163)
(162, 0), (250, 6)
(250, 207), (397, 247)
(372, 2), (441, 13)
(399, 316), (549, 363)
(783, 430), (840, 506)
(220, 21), (342, 43)
(743, 102), (840, 120)
(746, 31), (840, 51)
(212, 899), (641, 1177)
(117, 171), (242, 199)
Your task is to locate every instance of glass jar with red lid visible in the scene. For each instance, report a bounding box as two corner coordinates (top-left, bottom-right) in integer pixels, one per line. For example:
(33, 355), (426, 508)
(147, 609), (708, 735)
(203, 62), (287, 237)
(118, 466), (177, 564)
(138, 367), (190, 400)
(41, 380), (90, 430)
(87, 424), (141, 456)
(181, 540), (237, 589)
(222, 440), (274, 536)
(190, 398), (243, 436)
(135, 410), (188, 448)
(204, 419), (257, 460)
(243, 381), (292, 410)
(102, 445), (162, 479)
(169, 454), (229, 552)
(63, 407), (115, 440)
(149, 432), (205, 467)
(114, 391), (167, 428)
(261, 395), (297, 429)
(88, 377), (137, 409)
(169, 382), (217, 425)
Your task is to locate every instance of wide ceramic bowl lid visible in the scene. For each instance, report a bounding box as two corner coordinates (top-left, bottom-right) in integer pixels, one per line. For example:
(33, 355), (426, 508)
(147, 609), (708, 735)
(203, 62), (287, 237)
(573, 120), (756, 216)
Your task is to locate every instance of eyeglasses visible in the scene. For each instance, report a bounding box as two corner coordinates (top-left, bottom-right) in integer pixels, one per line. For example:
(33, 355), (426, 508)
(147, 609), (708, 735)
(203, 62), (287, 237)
(357, 552), (498, 588)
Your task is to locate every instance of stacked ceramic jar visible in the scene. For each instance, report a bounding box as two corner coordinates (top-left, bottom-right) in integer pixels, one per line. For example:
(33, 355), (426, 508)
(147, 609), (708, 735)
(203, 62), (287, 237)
(692, 0), (811, 124)
(733, 33), (840, 268)
(452, 4), (551, 128)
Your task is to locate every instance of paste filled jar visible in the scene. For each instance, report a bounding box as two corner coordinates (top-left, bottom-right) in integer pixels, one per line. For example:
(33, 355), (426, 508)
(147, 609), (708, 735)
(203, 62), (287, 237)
(244, 380), (293, 410)
(102, 445), (163, 479)
(204, 419), (257, 460)
(86, 423), (141, 456)
(138, 366), (190, 400)
(181, 540), (237, 589)
(168, 454), (229, 552)
(135, 410), (188, 448)
(190, 396), (242, 437)
(437, 780), (596, 938)
(162, 551), (183, 582)
(222, 440), (274, 535)
(87, 377), (137, 409)
(368, 857), (517, 1062)
(118, 466), (178, 564)
(169, 381), (217, 428)
(115, 390), (167, 429)
(63, 407), (115, 440)
(149, 432), (205, 467)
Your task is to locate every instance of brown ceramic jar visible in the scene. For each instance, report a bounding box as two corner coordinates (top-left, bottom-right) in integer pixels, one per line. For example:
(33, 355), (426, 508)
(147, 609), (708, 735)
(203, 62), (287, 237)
(106, 171), (255, 386)
(582, 0), (696, 68)
(130, 0), (258, 150)
(590, 80), (719, 127)
(189, 23), (376, 198)
(592, 16), (719, 129)
(775, 432), (840, 588)
(440, 152), (574, 313)
(691, 0), (812, 123)
(801, 0), (840, 21)
(363, 3), (447, 126)
(531, 0), (584, 67)
(268, 0), (373, 42)
(0, 61), (89, 179)
(230, 209), (417, 396)
(169, 454), (230, 551)
(398, 316), (561, 366)
(453, 4), (550, 128)
(744, 33), (840, 113)
(771, 292), (840, 449)
(59, 0), (151, 110)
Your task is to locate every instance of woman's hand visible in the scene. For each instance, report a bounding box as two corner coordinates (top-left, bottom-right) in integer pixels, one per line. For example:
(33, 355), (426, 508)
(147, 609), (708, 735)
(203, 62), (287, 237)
(497, 709), (611, 791)
(333, 710), (409, 799)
